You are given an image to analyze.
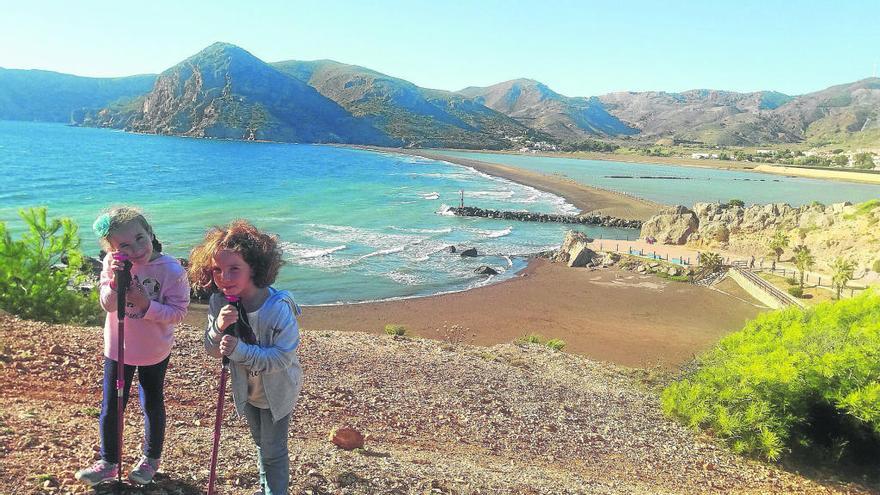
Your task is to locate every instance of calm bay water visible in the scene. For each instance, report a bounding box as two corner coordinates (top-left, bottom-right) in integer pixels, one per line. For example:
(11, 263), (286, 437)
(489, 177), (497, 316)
(436, 150), (880, 206)
(5, 122), (878, 304)
(0, 121), (635, 304)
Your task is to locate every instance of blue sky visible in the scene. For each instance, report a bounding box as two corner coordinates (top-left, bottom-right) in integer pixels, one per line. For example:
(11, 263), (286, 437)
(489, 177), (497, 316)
(1, 0), (877, 97)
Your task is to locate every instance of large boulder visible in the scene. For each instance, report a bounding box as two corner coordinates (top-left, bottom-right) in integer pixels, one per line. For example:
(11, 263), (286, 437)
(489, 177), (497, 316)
(640, 206), (699, 245)
(459, 247), (478, 257)
(552, 231), (596, 267)
(474, 265), (499, 275)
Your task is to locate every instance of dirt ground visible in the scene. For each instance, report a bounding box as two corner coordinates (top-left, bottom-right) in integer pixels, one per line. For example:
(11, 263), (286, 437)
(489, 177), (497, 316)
(2, 310), (875, 494)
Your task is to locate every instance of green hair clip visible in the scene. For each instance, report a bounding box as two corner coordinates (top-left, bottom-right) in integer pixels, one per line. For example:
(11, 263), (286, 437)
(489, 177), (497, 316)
(92, 213), (112, 238)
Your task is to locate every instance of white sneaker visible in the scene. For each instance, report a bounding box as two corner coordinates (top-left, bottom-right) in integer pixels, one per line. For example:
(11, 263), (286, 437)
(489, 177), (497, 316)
(128, 456), (160, 485)
(74, 460), (118, 486)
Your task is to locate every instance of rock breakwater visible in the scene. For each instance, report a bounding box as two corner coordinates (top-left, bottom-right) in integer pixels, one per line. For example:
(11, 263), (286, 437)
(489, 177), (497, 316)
(449, 206), (642, 229)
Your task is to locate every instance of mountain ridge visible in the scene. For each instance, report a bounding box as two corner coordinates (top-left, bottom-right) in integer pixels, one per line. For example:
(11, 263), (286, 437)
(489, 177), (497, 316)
(1, 42), (876, 149)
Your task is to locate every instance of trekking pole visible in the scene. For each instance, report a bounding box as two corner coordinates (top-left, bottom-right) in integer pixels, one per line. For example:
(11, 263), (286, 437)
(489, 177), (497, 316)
(113, 253), (132, 484)
(207, 295), (240, 495)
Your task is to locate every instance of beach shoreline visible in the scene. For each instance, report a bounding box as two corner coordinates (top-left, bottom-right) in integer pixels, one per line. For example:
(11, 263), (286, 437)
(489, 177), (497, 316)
(185, 259), (765, 369)
(355, 146), (663, 221)
(421, 147), (880, 185)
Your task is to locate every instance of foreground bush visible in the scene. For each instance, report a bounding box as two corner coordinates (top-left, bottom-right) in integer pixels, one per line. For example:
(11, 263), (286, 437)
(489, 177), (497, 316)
(384, 324), (406, 336)
(0, 207), (102, 325)
(517, 334), (566, 351)
(661, 290), (880, 461)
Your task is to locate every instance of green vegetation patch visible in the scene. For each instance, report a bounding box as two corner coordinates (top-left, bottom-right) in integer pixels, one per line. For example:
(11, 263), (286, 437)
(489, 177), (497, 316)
(0, 208), (102, 325)
(661, 290), (880, 463)
(384, 324), (406, 336)
(516, 333), (566, 351)
(843, 199), (880, 220)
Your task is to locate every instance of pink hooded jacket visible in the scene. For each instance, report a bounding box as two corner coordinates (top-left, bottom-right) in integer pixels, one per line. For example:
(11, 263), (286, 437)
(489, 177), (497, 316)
(99, 253), (190, 365)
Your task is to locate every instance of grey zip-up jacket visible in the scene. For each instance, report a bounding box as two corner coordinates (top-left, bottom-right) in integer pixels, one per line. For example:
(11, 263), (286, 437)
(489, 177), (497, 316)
(204, 288), (303, 422)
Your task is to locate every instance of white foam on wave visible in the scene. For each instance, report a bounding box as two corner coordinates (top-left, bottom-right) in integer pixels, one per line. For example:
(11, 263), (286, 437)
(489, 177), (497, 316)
(358, 246), (406, 260)
(421, 192), (440, 200)
(280, 242), (352, 269)
(301, 223), (452, 266)
(437, 204), (455, 216)
(420, 157), (580, 215)
(465, 226), (513, 239)
(390, 226), (453, 234)
(386, 271), (422, 285)
(299, 245), (348, 259)
(467, 190), (515, 199)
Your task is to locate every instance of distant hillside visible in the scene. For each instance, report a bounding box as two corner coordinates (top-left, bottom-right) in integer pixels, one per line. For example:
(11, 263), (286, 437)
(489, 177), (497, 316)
(596, 80), (880, 146)
(772, 78), (880, 145)
(82, 43), (393, 145)
(0, 68), (155, 122)
(458, 79), (637, 141)
(3, 41), (878, 149)
(273, 60), (545, 149)
(596, 89), (798, 145)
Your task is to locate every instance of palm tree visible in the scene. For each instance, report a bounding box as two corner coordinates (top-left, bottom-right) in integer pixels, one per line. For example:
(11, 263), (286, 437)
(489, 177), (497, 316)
(698, 251), (723, 273)
(793, 245), (815, 288)
(831, 257), (855, 299)
(767, 230), (790, 262)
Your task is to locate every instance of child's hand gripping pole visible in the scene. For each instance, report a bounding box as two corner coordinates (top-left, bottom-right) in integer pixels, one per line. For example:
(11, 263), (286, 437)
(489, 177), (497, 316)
(207, 295), (240, 495)
(112, 252), (131, 483)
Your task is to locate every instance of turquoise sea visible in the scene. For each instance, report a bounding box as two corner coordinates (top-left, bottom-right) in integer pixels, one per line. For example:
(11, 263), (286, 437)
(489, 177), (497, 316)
(0, 122), (631, 304)
(3, 122), (879, 304)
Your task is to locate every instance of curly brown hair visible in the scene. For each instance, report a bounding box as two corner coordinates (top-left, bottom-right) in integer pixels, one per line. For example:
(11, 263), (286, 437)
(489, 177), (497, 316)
(188, 220), (284, 290)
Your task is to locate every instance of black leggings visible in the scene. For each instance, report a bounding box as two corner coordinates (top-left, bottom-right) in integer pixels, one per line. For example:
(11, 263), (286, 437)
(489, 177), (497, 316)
(99, 354), (169, 463)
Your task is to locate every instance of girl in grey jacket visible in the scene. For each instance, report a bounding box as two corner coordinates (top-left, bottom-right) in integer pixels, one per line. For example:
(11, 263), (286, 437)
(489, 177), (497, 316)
(190, 220), (303, 495)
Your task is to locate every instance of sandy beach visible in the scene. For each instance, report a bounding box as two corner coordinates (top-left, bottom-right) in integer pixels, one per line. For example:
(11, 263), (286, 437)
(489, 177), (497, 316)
(426, 147), (880, 185)
(187, 259), (765, 369)
(298, 259), (763, 369)
(362, 147), (662, 221)
(753, 164), (880, 184)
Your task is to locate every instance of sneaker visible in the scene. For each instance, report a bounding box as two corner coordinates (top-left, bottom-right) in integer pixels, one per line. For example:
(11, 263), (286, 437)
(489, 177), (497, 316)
(75, 460), (118, 486)
(128, 456), (160, 485)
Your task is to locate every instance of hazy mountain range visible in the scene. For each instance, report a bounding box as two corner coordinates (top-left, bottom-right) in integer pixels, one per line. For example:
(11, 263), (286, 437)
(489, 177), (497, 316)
(2, 42), (878, 149)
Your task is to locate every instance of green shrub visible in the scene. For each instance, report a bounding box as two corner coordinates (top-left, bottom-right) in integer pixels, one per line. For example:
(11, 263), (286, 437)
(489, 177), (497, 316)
(661, 290), (880, 462)
(873, 259), (880, 274)
(518, 334), (566, 351)
(0, 208), (102, 325)
(787, 286), (803, 298)
(785, 276), (797, 286)
(518, 333), (544, 344)
(384, 324), (406, 336)
(844, 199), (880, 220)
(727, 199), (745, 207)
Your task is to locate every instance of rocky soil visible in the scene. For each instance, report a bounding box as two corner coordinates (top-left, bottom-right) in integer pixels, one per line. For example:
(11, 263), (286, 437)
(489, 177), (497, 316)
(0, 312), (875, 494)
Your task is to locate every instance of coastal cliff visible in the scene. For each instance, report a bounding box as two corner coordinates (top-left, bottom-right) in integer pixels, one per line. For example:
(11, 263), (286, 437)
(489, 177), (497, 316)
(82, 43), (393, 145)
(641, 200), (880, 272)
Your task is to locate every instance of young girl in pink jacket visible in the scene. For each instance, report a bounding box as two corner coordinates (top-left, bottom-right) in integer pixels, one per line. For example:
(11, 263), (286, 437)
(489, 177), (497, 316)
(75, 206), (189, 486)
